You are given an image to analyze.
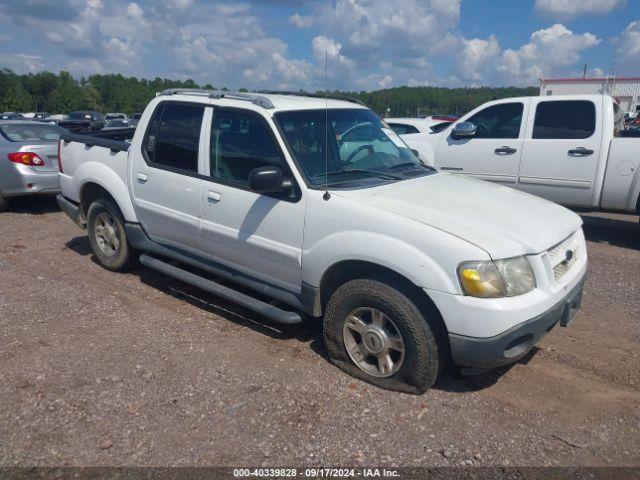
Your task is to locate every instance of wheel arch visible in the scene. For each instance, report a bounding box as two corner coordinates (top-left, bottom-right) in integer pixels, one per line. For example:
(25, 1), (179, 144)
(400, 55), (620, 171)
(319, 260), (450, 353)
(78, 179), (135, 223)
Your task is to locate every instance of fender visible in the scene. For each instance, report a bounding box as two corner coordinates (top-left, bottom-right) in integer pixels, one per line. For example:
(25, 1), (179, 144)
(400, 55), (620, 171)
(600, 138), (640, 212)
(302, 230), (461, 294)
(73, 161), (138, 222)
(399, 133), (438, 167)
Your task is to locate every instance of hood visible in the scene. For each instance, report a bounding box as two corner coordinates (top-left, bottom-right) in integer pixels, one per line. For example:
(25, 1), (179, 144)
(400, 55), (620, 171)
(334, 173), (582, 259)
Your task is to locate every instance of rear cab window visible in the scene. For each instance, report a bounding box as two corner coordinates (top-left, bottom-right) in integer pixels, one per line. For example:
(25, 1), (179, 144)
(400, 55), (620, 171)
(532, 100), (596, 139)
(0, 123), (65, 142)
(142, 102), (205, 174)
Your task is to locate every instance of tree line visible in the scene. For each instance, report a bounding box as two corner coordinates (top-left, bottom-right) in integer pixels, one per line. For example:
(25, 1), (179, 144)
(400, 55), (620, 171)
(0, 68), (538, 117)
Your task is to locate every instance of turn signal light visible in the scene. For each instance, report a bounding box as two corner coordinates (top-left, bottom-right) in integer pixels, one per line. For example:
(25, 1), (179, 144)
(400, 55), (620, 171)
(7, 152), (45, 167)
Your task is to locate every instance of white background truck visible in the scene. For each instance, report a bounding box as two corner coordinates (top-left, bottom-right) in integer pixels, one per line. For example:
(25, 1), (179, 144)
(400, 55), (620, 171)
(400, 95), (640, 214)
(57, 89), (586, 393)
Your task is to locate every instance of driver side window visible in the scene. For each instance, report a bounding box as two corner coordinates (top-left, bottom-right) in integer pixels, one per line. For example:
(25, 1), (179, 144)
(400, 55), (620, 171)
(466, 102), (523, 139)
(210, 108), (286, 186)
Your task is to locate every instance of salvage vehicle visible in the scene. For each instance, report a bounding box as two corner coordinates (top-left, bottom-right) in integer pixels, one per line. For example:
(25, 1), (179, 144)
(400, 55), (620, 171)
(0, 121), (66, 211)
(58, 111), (105, 133)
(402, 95), (640, 216)
(57, 89), (587, 393)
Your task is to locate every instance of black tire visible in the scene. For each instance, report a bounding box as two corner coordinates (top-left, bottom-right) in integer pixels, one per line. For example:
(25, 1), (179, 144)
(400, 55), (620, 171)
(323, 279), (441, 394)
(86, 197), (137, 272)
(0, 191), (8, 212)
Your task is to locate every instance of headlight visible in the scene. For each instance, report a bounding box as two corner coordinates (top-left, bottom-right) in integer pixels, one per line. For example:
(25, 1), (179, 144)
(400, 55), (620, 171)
(458, 256), (535, 298)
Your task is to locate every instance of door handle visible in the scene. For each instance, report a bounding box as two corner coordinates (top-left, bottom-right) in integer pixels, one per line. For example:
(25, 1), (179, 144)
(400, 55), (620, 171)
(494, 146), (517, 155)
(207, 191), (222, 202)
(136, 172), (148, 182)
(568, 147), (594, 156)
(440, 166), (463, 171)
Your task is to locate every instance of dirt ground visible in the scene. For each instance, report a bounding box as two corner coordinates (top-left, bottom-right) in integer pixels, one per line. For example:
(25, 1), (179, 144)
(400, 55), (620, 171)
(0, 197), (639, 468)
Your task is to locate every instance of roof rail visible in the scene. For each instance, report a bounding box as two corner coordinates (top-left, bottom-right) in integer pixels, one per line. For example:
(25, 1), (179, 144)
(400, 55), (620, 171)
(258, 90), (366, 106)
(158, 88), (275, 109)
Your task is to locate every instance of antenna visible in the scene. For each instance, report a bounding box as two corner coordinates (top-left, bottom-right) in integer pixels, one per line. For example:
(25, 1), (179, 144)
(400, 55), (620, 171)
(323, 51), (331, 201)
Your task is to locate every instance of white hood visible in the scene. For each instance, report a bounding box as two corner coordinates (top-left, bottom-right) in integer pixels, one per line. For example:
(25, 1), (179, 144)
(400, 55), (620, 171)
(335, 173), (582, 259)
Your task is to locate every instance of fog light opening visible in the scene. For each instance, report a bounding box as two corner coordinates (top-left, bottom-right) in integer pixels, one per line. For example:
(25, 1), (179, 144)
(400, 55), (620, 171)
(504, 333), (534, 359)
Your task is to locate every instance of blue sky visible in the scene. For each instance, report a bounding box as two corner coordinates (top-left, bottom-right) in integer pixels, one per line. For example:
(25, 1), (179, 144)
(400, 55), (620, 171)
(0, 0), (638, 91)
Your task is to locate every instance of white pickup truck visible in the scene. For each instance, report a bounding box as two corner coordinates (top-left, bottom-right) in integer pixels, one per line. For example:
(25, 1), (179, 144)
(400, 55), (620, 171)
(400, 95), (640, 214)
(57, 89), (587, 393)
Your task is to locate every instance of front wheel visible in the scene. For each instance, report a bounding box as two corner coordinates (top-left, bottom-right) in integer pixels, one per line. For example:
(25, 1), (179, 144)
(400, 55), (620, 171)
(86, 198), (137, 272)
(323, 279), (441, 394)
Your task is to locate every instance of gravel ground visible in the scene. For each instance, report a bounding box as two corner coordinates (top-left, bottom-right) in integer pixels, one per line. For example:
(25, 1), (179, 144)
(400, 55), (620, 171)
(0, 197), (639, 468)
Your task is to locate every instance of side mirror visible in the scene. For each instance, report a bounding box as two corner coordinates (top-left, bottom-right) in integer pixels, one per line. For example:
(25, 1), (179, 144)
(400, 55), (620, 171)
(410, 149), (420, 158)
(451, 122), (477, 139)
(248, 166), (284, 194)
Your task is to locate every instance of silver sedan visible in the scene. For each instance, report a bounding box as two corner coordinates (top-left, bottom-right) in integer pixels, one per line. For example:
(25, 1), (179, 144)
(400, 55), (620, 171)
(0, 121), (67, 211)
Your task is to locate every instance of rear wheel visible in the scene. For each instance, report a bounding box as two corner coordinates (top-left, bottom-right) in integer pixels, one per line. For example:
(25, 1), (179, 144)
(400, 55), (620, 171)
(0, 191), (8, 212)
(323, 279), (441, 394)
(86, 198), (137, 271)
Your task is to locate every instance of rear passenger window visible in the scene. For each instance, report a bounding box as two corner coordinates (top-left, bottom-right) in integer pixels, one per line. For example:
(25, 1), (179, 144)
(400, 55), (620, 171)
(210, 109), (286, 186)
(145, 103), (204, 173)
(533, 101), (596, 139)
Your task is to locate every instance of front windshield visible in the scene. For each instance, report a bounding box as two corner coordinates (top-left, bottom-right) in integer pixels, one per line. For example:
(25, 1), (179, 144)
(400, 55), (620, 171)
(275, 108), (430, 187)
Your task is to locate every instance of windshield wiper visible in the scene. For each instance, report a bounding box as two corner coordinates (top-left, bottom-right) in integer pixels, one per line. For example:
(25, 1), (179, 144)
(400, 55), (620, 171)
(320, 168), (403, 180)
(388, 162), (436, 172)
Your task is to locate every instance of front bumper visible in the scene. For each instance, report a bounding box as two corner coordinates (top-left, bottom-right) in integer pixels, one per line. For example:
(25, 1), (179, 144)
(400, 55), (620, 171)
(448, 276), (585, 369)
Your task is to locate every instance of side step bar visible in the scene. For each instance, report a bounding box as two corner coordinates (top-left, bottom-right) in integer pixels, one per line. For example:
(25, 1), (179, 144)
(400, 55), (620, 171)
(139, 254), (303, 325)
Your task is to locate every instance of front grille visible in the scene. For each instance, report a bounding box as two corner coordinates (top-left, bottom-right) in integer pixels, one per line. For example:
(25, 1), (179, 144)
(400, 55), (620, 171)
(547, 232), (581, 282)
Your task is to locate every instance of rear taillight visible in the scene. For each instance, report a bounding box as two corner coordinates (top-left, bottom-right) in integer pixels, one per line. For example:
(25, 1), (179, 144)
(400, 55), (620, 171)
(8, 152), (45, 167)
(57, 140), (63, 173)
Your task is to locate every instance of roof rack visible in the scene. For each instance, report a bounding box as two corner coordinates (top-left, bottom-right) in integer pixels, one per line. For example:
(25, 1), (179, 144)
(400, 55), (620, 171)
(158, 88), (275, 109)
(258, 90), (366, 106)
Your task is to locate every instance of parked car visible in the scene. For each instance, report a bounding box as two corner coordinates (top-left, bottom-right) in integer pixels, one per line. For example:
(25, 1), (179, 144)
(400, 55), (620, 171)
(105, 113), (129, 124)
(401, 95), (640, 215)
(104, 119), (130, 129)
(1, 112), (25, 120)
(57, 89), (586, 393)
(385, 117), (455, 136)
(128, 112), (143, 127)
(43, 114), (68, 125)
(0, 121), (67, 211)
(33, 112), (51, 121)
(58, 111), (105, 132)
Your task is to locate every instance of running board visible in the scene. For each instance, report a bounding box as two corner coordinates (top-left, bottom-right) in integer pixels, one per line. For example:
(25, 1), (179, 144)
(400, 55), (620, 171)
(139, 254), (303, 325)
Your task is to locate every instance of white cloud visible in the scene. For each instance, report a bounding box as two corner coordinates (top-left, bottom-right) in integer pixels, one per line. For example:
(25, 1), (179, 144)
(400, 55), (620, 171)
(613, 21), (640, 63)
(0, 53), (47, 73)
(497, 24), (600, 84)
(289, 13), (313, 28)
(126, 2), (143, 18)
(535, 0), (626, 19)
(456, 36), (501, 83)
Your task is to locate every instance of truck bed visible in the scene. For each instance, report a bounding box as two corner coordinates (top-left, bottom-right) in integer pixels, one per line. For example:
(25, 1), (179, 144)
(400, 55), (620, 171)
(58, 130), (133, 208)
